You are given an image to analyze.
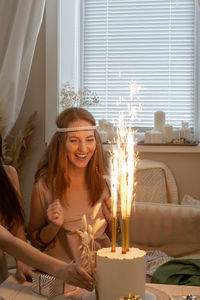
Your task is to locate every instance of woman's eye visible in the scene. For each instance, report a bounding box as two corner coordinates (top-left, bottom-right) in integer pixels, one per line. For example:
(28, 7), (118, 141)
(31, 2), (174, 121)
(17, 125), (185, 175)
(87, 139), (95, 142)
(69, 139), (77, 143)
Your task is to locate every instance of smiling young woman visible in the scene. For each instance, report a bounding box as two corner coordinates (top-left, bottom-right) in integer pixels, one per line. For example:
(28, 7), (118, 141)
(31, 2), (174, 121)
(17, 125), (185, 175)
(28, 108), (112, 277)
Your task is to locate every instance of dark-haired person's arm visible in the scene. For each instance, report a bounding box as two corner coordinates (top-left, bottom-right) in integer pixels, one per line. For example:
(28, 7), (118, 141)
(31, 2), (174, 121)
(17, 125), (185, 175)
(5, 165), (32, 282)
(11, 222), (32, 282)
(0, 225), (94, 291)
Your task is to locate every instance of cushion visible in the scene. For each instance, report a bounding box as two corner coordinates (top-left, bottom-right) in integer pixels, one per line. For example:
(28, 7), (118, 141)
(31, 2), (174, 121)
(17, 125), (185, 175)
(135, 168), (168, 203)
(130, 202), (200, 258)
(181, 194), (200, 206)
(135, 159), (179, 204)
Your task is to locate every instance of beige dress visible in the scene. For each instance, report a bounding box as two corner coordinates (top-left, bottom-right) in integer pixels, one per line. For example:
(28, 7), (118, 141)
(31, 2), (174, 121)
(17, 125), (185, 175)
(30, 178), (111, 264)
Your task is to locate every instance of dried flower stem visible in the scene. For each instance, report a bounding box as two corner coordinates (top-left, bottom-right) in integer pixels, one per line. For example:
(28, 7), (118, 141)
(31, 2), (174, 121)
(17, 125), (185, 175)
(77, 203), (106, 297)
(60, 82), (99, 109)
(2, 111), (37, 173)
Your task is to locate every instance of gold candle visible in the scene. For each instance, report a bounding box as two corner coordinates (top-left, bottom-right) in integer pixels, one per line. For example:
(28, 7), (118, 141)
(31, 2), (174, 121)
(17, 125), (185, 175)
(126, 216), (130, 251)
(111, 216), (117, 252)
(110, 147), (118, 253)
(121, 218), (126, 254)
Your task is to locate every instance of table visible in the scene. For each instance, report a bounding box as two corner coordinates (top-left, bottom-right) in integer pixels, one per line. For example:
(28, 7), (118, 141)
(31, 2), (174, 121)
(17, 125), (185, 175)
(0, 275), (200, 300)
(146, 283), (200, 299)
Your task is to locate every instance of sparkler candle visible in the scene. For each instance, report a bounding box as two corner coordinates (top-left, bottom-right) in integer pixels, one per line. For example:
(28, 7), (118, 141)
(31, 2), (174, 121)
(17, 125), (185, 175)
(118, 140), (127, 254)
(111, 216), (117, 252)
(110, 148), (119, 252)
(126, 216), (130, 251)
(121, 218), (127, 254)
(114, 117), (135, 254)
(126, 131), (135, 251)
(110, 113), (136, 254)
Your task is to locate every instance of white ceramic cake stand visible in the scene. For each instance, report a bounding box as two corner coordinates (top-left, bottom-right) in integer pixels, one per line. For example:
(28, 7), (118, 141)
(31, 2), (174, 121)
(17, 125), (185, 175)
(66, 287), (169, 300)
(146, 290), (157, 300)
(71, 290), (162, 300)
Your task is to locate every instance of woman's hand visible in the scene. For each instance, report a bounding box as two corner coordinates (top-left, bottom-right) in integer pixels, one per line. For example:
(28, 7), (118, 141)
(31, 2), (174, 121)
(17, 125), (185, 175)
(63, 262), (94, 291)
(47, 199), (64, 228)
(15, 261), (32, 282)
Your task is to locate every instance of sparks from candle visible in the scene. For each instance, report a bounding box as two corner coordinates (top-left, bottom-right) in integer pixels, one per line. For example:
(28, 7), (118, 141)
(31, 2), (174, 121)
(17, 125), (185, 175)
(118, 114), (135, 218)
(110, 79), (140, 253)
(110, 113), (136, 251)
(129, 80), (142, 101)
(129, 80), (143, 123)
(127, 130), (135, 215)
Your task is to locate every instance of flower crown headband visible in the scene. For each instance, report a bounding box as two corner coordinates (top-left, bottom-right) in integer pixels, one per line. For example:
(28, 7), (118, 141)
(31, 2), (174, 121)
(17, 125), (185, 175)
(57, 126), (96, 133)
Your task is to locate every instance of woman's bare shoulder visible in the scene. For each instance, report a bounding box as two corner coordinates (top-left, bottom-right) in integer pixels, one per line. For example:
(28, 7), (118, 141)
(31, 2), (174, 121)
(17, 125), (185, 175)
(3, 165), (18, 179)
(3, 164), (16, 171)
(3, 165), (20, 195)
(0, 225), (11, 248)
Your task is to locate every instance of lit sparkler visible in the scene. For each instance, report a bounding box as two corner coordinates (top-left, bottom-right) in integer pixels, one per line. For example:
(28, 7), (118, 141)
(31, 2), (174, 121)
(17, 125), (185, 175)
(110, 113), (136, 254)
(110, 148), (119, 252)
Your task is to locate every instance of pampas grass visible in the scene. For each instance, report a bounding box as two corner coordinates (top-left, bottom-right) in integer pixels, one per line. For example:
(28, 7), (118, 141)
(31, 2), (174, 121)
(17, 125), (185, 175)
(91, 203), (101, 220)
(2, 111), (37, 174)
(77, 203), (105, 274)
(77, 203), (106, 299)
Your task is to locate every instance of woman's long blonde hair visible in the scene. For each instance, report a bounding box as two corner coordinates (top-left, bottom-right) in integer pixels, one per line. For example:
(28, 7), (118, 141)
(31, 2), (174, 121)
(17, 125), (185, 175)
(35, 107), (108, 205)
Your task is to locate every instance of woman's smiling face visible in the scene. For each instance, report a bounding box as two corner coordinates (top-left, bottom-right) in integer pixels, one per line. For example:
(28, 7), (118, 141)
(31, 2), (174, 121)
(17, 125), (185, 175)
(65, 120), (96, 170)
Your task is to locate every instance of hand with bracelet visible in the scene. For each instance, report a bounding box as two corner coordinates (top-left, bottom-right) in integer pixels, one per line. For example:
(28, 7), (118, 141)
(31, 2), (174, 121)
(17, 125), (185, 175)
(0, 225), (94, 291)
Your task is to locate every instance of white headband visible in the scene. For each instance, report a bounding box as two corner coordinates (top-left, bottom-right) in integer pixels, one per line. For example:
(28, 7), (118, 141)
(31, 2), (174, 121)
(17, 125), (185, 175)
(57, 126), (96, 133)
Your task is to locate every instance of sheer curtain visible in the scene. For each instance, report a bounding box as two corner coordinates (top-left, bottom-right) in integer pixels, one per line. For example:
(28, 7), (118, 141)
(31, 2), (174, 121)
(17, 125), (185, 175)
(0, 0), (46, 135)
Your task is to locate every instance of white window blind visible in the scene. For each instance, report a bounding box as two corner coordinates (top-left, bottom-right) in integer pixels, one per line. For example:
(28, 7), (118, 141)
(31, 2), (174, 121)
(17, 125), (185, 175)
(81, 0), (196, 128)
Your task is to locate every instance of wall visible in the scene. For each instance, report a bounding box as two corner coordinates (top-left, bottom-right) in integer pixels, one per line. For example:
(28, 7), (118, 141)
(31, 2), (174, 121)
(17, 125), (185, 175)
(11, 16), (200, 225)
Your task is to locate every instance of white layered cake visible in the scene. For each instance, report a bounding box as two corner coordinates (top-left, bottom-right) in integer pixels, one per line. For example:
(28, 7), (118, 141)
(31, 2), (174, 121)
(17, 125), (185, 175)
(96, 247), (146, 300)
